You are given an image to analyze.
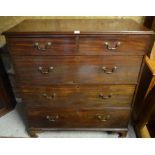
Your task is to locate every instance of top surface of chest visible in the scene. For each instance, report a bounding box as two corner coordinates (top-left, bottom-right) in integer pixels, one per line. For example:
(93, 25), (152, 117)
(3, 19), (154, 36)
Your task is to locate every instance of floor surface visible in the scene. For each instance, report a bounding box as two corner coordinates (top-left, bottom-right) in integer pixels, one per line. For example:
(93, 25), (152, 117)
(0, 103), (136, 138)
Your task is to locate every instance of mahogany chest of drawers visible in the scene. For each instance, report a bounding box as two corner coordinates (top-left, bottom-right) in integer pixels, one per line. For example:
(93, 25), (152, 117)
(3, 19), (154, 137)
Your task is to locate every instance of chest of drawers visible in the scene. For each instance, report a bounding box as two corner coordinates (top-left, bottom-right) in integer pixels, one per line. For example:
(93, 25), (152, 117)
(3, 19), (154, 137)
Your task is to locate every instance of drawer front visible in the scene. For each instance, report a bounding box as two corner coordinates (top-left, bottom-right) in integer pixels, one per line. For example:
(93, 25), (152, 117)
(21, 85), (135, 108)
(8, 35), (150, 56)
(13, 56), (142, 85)
(8, 37), (76, 56)
(79, 35), (150, 55)
(27, 108), (130, 129)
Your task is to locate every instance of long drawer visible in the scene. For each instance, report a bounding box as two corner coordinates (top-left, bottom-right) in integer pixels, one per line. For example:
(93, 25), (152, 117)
(27, 108), (130, 129)
(7, 35), (150, 56)
(13, 56), (142, 85)
(21, 85), (135, 108)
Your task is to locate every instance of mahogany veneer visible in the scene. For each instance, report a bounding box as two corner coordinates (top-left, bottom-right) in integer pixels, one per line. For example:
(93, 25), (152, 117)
(3, 19), (154, 137)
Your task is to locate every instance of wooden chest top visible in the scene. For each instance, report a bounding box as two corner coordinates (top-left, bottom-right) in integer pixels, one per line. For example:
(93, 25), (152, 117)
(3, 19), (154, 36)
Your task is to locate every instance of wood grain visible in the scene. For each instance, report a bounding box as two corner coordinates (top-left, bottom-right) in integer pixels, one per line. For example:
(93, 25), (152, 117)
(12, 56), (142, 85)
(7, 35), (151, 56)
(3, 19), (154, 137)
(3, 19), (153, 35)
(27, 107), (130, 129)
(21, 85), (135, 108)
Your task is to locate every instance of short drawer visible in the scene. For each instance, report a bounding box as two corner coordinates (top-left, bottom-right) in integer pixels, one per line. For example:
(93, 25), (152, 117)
(7, 37), (76, 56)
(27, 108), (130, 129)
(13, 56), (142, 85)
(79, 35), (151, 55)
(21, 85), (135, 108)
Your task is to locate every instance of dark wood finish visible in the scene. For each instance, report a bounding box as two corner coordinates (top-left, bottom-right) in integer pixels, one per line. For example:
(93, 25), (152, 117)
(78, 35), (151, 56)
(27, 107), (130, 129)
(3, 19), (153, 35)
(21, 85), (135, 108)
(3, 19), (154, 137)
(0, 48), (16, 117)
(7, 37), (77, 56)
(7, 35), (151, 56)
(12, 56), (142, 85)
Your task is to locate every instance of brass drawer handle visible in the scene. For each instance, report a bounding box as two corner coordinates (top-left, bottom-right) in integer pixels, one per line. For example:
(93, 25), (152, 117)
(102, 66), (117, 74)
(97, 115), (111, 122)
(38, 66), (54, 74)
(46, 115), (59, 122)
(99, 93), (112, 99)
(42, 93), (56, 99)
(34, 42), (52, 51)
(104, 41), (121, 50)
